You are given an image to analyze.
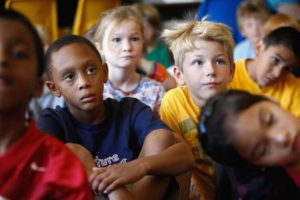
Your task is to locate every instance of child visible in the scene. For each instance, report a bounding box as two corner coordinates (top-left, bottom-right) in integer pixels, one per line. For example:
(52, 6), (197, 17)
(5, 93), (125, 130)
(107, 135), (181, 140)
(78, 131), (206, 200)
(263, 13), (300, 37)
(228, 27), (300, 119)
(198, 89), (300, 198)
(262, 13), (300, 77)
(92, 6), (165, 115)
(131, 3), (173, 69)
(0, 9), (93, 199)
(234, 0), (270, 61)
(37, 34), (194, 199)
(160, 20), (235, 200)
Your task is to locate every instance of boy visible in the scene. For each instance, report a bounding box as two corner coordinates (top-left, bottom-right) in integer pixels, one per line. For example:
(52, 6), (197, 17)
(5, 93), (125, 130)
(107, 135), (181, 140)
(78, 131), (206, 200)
(0, 9), (93, 199)
(234, 0), (270, 61)
(228, 27), (300, 119)
(37, 35), (194, 200)
(161, 20), (235, 200)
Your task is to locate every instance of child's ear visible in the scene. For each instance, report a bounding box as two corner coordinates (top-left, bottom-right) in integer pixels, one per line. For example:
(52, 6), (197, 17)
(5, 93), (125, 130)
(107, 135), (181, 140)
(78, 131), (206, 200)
(174, 66), (185, 86)
(32, 77), (44, 97)
(229, 63), (235, 81)
(102, 63), (108, 83)
(255, 40), (264, 57)
(94, 42), (102, 54)
(46, 80), (61, 97)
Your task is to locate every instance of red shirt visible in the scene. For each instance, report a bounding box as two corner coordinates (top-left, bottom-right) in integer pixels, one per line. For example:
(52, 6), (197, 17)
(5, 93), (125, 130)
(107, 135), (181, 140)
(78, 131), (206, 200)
(0, 121), (93, 200)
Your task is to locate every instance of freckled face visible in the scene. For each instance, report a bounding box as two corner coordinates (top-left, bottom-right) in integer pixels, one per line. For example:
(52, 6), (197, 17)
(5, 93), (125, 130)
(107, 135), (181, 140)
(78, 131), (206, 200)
(179, 40), (233, 106)
(101, 20), (143, 70)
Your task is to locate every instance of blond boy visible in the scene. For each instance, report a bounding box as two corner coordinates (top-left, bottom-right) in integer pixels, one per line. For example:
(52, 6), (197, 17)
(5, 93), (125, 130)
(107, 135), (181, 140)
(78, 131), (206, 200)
(161, 20), (235, 200)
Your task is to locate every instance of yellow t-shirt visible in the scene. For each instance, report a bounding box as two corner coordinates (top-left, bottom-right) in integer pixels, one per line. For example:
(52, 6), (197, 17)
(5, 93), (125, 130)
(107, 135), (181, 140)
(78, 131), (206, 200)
(228, 59), (300, 119)
(161, 86), (215, 200)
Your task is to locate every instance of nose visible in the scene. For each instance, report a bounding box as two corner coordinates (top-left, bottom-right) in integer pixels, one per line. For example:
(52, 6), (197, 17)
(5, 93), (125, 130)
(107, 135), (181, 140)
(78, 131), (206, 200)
(122, 39), (131, 52)
(0, 47), (8, 68)
(78, 74), (90, 90)
(272, 67), (283, 79)
(205, 62), (216, 77)
(269, 130), (291, 148)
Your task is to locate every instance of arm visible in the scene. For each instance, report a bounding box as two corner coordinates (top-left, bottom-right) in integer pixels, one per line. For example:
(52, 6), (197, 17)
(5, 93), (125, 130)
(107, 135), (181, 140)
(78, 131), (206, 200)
(89, 129), (194, 194)
(138, 58), (176, 91)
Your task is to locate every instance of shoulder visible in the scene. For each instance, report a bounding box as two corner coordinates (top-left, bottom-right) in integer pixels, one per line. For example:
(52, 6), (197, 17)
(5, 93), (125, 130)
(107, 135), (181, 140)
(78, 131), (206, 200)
(163, 86), (189, 102)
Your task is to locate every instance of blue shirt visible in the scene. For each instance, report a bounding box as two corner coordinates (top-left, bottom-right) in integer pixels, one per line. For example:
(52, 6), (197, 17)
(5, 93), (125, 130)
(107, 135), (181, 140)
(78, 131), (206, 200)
(37, 98), (170, 167)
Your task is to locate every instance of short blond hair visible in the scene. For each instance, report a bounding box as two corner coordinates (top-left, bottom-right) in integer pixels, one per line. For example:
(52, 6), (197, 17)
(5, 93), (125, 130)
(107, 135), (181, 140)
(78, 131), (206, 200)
(263, 13), (300, 37)
(162, 20), (235, 70)
(93, 6), (143, 47)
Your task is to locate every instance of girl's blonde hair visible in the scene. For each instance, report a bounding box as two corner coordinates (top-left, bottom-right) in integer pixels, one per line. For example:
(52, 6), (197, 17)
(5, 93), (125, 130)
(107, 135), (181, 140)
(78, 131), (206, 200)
(263, 13), (300, 37)
(93, 5), (143, 47)
(162, 20), (235, 70)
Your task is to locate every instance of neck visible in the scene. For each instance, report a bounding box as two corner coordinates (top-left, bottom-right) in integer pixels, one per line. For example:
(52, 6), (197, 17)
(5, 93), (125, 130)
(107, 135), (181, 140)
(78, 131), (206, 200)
(108, 65), (140, 92)
(245, 58), (257, 83)
(69, 101), (106, 125)
(0, 112), (27, 154)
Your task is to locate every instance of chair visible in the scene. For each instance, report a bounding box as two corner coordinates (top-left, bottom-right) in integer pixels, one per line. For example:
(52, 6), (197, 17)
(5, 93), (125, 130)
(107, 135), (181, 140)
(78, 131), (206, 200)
(5, 0), (58, 42)
(72, 0), (120, 36)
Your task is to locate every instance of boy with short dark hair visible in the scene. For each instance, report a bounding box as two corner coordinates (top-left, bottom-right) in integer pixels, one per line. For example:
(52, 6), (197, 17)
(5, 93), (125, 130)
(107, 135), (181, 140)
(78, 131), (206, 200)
(229, 27), (300, 119)
(38, 35), (194, 200)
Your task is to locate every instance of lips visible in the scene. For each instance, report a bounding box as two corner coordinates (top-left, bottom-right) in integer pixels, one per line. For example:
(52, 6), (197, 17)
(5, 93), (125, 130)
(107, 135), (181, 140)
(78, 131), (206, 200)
(0, 76), (12, 87)
(264, 76), (276, 85)
(202, 82), (218, 88)
(80, 93), (96, 103)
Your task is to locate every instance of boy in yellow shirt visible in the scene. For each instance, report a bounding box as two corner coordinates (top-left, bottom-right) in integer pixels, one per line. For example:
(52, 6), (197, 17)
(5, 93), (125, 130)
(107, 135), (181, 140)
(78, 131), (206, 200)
(161, 20), (235, 200)
(228, 27), (300, 118)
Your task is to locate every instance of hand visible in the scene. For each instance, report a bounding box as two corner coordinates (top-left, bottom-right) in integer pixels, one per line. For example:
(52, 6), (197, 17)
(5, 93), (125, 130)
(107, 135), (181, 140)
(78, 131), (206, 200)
(89, 159), (148, 194)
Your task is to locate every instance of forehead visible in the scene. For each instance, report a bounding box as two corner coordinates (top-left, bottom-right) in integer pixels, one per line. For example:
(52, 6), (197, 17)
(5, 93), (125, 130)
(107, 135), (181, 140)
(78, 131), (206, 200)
(107, 20), (142, 36)
(262, 44), (300, 65)
(52, 43), (100, 69)
(0, 18), (35, 47)
(184, 40), (230, 59)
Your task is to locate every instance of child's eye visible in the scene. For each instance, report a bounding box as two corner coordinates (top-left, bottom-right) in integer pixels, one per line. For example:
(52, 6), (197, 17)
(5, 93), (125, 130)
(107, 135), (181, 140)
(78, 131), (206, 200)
(63, 73), (75, 81)
(12, 50), (28, 59)
(112, 37), (121, 43)
(215, 59), (226, 65)
(192, 59), (203, 66)
(271, 56), (280, 65)
(266, 112), (274, 126)
(86, 67), (96, 75)
(132, 36), (140, 42)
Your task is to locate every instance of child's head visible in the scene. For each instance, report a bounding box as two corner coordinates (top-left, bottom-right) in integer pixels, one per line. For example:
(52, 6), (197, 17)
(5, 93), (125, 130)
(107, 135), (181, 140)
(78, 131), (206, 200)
(252, 27), (300, 87)
(263, 13), (300, 37)
(45, 35), (107, 113)
(199, 89), (300, 168)
(0, 9), (44, 111)
(131, 3), (161, 45)
(162, 20), (235, 106)
(93, 6), (143, 69)
(237, 1), (270, 45)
